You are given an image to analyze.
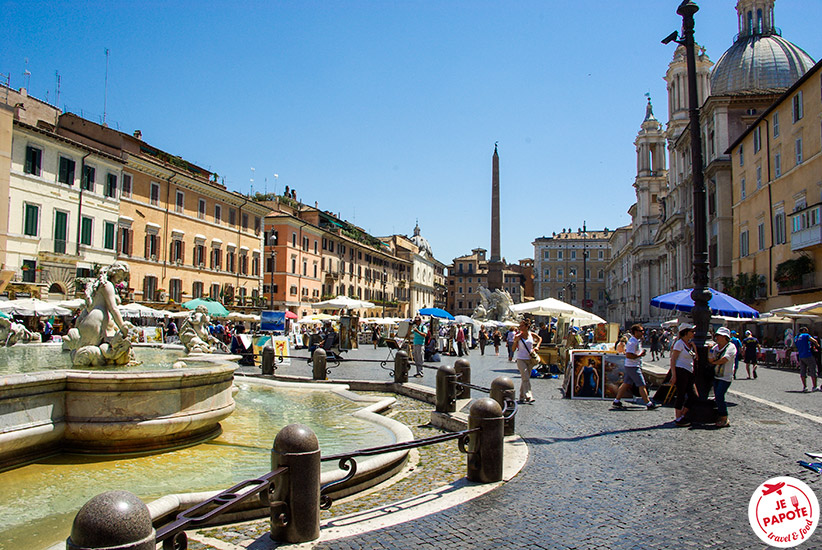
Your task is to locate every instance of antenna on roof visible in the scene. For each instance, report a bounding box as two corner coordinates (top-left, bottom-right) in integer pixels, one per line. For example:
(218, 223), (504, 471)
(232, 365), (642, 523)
(55, 70), (61, 109)
(103, 48), (110, 126)
(22, 58), (31, 89)
(250, 167), (255, 197)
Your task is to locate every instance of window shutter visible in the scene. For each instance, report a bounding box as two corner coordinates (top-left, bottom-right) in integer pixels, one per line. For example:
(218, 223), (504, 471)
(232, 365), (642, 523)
(181, 241), (186, 263)
(145, 234), (150, 259)
(127, 229), (133, 256)
(170, 241), (175, 261)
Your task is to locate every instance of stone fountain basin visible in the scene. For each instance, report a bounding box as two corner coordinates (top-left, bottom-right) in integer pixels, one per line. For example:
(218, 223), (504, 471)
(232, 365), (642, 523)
(0, 363), (236, 471)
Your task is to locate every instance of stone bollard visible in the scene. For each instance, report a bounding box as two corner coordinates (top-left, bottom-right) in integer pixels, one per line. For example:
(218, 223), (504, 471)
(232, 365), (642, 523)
(312, 348), (327, 380)
(393, 349), (409, 383)
(490, 376), (516, 436)
(262, 345), (275, 375)
(270, 424), (321, 543)
(454, 358), (471, 400)
(466, 397), (504, 483)
(435, 364), (457, 413)
(66, 490), (155, 550)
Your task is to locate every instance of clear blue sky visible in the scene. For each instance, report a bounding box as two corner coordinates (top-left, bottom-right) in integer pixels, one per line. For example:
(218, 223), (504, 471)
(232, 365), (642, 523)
(2, 1), (819, 265)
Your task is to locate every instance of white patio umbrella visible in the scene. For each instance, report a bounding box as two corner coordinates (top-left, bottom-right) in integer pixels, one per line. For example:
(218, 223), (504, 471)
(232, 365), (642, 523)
(312, 295), (375, 310)
(771, 302), (822, 316)
(0, 298), (72, 317)
(57, 298), (87, 310)
(118, 303), (166, 318)
(510, 297), (606, 324)
(227, 311), (258, 322)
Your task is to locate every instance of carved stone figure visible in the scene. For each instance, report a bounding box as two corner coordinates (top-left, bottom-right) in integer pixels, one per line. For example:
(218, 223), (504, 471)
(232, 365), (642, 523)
(179, 305), (226, 354)
(0, 318), (40, 346)
(62, 262), (138, 366)
(472, 286), (518, 322)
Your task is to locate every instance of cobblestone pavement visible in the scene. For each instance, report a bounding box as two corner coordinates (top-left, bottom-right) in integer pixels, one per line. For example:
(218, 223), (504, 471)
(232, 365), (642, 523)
(223, 345), (822, 549)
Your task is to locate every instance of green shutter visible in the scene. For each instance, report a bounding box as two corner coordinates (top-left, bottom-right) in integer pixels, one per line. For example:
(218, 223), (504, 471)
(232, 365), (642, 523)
(24, 204), (39, 236)
(81, 217), (93, 246)
(104, 222), (115, 249)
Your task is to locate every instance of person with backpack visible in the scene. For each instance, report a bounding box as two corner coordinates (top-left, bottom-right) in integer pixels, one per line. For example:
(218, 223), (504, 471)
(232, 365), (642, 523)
(729, 331), (742, 379)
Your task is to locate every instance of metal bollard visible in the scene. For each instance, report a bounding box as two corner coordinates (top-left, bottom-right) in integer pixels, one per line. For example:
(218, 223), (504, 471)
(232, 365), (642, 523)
(394, 349), (409, 383)
(435, 364), (457, 413)
(270, 424), (321, 543)
(454, 358), (471, 400)
(466, 397), (504, 483)
(66, 490), (155, 550)
(262, 345), (275, 375)
(490, 376), (516, 436)
(312, 348), (327, 380)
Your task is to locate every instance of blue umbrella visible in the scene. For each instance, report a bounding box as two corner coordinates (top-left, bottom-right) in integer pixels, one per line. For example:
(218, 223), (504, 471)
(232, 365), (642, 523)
(650, 287), (760, 318)
(418, 307), (455, 320)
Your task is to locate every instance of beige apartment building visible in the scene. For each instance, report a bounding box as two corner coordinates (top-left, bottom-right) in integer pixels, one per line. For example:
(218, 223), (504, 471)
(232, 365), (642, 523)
(56, 114), (270, 308)
(729, 59), (822, 311)
(446, 248), (526, 316)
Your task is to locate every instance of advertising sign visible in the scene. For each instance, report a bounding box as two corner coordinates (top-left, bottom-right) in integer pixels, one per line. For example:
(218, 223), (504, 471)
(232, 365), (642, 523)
(261, 310), (286, 332)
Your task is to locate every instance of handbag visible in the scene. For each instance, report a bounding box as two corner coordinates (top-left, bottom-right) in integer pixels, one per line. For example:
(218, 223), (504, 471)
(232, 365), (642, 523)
(521, 339), (539, 367)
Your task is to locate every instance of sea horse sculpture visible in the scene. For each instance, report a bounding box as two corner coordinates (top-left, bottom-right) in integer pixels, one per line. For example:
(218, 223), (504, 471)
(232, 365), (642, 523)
(62, 262), (138, 366)
(179, 305), (226, 353)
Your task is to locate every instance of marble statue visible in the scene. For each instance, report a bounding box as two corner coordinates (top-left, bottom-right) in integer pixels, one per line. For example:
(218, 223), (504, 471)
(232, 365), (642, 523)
(0, 318), (39, 346)
(472, 286), (518, 322)
(179, 305), (226, 354)
(62, 262), (138, 366)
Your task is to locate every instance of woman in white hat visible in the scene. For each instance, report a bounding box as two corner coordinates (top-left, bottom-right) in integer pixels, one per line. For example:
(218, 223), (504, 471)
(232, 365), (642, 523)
(669, 323), (697, 427)
(709, 326), (736, 428)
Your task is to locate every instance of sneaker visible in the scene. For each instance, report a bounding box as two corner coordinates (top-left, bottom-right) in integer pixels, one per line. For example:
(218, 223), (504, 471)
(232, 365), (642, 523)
(753, 370), (758, 379)
(675, 418), (691, 427)
(517, 399), (527, 405)
(413, 373), (423, 378)
(803, 387), (810, 393)
(612, 400), (625, 409)
(646, 401), (658, 410)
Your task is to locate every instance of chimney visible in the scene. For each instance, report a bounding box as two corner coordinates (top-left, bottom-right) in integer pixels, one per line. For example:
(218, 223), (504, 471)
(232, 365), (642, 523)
(19, 87), (27, 98)
(14, 102), (26, 122)
(133, 130), (142, 139)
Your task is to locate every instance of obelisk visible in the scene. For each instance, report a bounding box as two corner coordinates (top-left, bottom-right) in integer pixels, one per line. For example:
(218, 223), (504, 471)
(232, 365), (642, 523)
(488, 143), (503, 292)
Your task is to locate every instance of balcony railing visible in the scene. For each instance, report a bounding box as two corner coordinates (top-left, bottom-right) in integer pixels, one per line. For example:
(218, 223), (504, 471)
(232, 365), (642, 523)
(790, 203), (822, 251)
(777, 271), (822, 295)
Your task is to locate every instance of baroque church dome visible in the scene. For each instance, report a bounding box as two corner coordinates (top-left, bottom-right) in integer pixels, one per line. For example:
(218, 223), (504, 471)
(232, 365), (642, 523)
(411, 222), (433, 257)
(710, 0), (815, 96)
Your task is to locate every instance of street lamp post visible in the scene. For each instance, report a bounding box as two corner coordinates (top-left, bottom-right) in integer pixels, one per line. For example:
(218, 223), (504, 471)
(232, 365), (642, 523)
(582, 221), (588, 307)
(663, 1), (712, 402)
(382, 269), (387, 318)
(268, 233), (277, 311)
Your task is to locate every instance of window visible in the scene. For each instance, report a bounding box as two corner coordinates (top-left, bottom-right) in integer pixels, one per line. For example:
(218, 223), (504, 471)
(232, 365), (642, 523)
(118, 226), (133, 255)
(150, 182), (160, 206)
(53, 211), (68, 253)
(23, 203), (39, 236)
(739, 144), (744, 166)
(252, 255), (260, 276)
(194, 244), (206, 266)
(758, 222), (765, 251)
(570, 250), (577, 260)
(753, 126), (761, 153)
(214, 204), (222, 224)
(198, 199), (206, 220)
(544, 268), (550, 280)
(103, 221), (115, 250)
(543, 250), (549, 260)
(740, 230), (749, 257)
(121, 173), (132, 197)
(557, 250), (563, 260)
(598, 250), (604, 259)
(756, 166), (762, 189)
(105, 174), (117, 198)
(80, 216), (93, 246)
(226, 251), (235, 273)
(171, 239), (184, 262)
(82, 165), (96, 191)
(175, 191), (184, 213)
(24, 146), (42, 176)
(143, 276), (158, 301)
(774, 211), (786, 244)
(774, 152), (782, 177)
(145, 234), (160, 259)
(192, 282), (203, 299)
(314, 240), (318, 254)
(291, 257), (296, 274)
(210, 283), (220, 300)
(792, 91), (804, 122)
(796, 138), (804, 164)
(58, 157), (75, 185)
(242, 213), (248, 230)
(170, 279), (182, 303)
(229, 208), (236, 227)
(254, 216), (261, 234)
(741, 178), (746, 200)
(557, 268), (564, 281)
(773, 113), (780, 137)
(292, 232), (297, 247)
(21, 259), (36, 283)
(211, 248), (222, 270)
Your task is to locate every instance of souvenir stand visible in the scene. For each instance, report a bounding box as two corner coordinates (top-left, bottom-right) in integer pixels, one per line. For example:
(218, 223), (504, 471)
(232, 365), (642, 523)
(562, 349), (626, 400)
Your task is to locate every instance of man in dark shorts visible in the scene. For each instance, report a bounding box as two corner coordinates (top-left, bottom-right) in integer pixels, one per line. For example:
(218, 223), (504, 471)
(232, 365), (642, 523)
(742, 330), (760, 379)
(613, 324), (657, 410)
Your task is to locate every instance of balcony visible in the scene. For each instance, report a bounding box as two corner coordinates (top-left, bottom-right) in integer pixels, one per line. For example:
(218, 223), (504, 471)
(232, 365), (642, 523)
(790, 204), (822, 251)
(777, 271), (822, 295)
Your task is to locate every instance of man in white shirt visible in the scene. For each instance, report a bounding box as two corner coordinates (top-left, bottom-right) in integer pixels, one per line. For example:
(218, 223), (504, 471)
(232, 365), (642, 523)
(613, 324), (657, 410)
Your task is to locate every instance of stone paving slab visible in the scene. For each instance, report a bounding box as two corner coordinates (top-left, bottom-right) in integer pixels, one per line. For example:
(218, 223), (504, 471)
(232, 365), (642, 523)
(219, 347), (822, 549)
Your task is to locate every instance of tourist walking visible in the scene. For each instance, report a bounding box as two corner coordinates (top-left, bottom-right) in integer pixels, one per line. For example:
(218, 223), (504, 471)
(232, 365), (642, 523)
(513, 319), (541, 404)
(650, 330), (661, 361)
(411, 317), (427, 377)
(478, 327), (488, 356)
(794, 327), (819, 392)
(612, 324), (657, 410)
(669, 323), (697, 427)
(372, 324), (381, 349)
(729, 331), (742, 379)
(709, 326), (736, 427)
(492, 329), (501, 356)
(742, 330), (761, 379)
(506, 328), (516, 362)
